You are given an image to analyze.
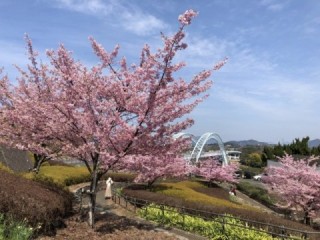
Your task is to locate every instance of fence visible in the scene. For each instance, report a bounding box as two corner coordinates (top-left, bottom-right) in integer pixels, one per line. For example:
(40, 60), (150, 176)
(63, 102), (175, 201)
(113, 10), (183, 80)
(111, 190), (320, 240)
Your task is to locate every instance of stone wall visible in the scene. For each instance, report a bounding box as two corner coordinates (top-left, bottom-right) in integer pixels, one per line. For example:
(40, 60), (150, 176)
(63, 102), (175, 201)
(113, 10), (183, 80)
(0, 146), (33, 172)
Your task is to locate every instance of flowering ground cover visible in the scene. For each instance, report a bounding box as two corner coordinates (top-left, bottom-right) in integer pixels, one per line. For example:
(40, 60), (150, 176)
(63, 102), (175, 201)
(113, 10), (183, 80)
(123, 180), (314, 232)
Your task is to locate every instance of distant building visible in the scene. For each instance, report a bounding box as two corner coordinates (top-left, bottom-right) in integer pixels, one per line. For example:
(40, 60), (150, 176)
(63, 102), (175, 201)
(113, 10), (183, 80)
(226, 150), (241, 162)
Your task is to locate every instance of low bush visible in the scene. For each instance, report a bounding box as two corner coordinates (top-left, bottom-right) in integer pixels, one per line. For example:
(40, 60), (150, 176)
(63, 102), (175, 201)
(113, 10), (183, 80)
(0, 162), (13, 173)
(40, 165), (90, 186)
(0, 170), (73, 237)
(236, 181), (276, 206)
(0, 213), (33, 240)
(139, 204), (294, 240)
(23, 166), (135, 190)
(47, 159), (73, 166)
(237, 181), (294, 217)
(64, 173), (91, 186)
(24, 165), (91, 186)
(31, 173), (67, 191)
(123, 181), (314, 233)
(104, 172), (136, 183)
(240, 165), (262, 179)
(149, 181), (254, 210)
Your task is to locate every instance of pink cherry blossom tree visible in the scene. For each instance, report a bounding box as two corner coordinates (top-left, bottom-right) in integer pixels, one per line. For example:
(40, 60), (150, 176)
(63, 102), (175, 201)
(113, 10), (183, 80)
(122, 154), (192, 187)
(0, 69), (62, 173)
(263, 154), (320, 224)
(196, 158), (239, 184)
(0, 10), (226, 227)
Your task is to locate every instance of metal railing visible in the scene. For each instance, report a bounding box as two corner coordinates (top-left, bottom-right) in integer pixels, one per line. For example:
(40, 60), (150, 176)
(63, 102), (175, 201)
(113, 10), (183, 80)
(111, 190), (320, 240)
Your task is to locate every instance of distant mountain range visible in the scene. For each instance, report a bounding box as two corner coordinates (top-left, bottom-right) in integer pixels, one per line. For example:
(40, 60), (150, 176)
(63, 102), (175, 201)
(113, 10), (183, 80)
(224, 140), (270, 147)
(201, 138), (270, 147)
(194, 136), (320, 148)
(224, 139), (320, 148)
(308, 139), (320, 148)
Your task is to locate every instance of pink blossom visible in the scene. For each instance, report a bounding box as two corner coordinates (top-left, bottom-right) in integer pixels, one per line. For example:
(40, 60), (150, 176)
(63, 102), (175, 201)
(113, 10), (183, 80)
(196, 158), (239, 183)
(0, 9), (226, 227)
(120, 154), (190, 186)
(213, 57), (228, 70)
(264, 154), (320, 221)
(178, 9), (198, 26)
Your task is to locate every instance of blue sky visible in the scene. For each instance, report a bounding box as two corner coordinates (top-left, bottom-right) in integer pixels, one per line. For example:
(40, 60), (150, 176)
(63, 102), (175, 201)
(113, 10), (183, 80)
(1, 0), (320, 143)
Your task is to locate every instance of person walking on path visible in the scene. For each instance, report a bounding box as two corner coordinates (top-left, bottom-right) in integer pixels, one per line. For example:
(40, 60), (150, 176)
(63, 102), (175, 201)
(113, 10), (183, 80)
(229, 185), (237, 196)
(105, 177), (114, 199)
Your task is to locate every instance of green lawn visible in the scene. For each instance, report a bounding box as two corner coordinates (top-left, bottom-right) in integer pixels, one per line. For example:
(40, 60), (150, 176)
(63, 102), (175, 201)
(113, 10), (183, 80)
(154, 180), (260, 211)
(23, 165), (90, 186)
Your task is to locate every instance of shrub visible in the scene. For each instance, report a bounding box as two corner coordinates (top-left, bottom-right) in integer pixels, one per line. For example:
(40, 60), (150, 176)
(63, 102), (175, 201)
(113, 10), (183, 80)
(123, 181), (314, 233)
(64, 174), (91, 186)
(31, 173), (67, 190)
(237, 181), (294, 217)
(245, 153), (263, 168)
(104, 172), (136, 183)
(138, 204), (290, 240)
(0, 170), (72, 236)
(0, 162), (13, 173)
(0, 213), (33, 240)
(24, 166), (135, 189)
(30, 165), (90, 186)
(47, 159), (73, 166)
(240, 166), (262, 179)
(236, 181), (276, 206)
(150, 181), (253, 210)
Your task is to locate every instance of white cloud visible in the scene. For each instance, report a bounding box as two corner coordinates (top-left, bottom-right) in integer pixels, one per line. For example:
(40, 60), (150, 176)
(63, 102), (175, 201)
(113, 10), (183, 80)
(260, 0), (287, 11)
(268, 4), (284, 11)
(0, 39), (59, 82)
(216, 88), (280, 117)
(178, 31), (320, 123)
(230, 48), (276, 73)
(263, 79), (318, 104)
(50, 0), (167, 36)
(154, 24), (318, 127)
(177, 34), (276, 75)
(175, 36), (231, 69)
(187, 37), (228, 58)
(214, 75), (320, 123)
(54, 0), (112, 15)
(0, 41), (28, 77)
(121, 11), (167, 36)
(0, 41), (25, 64)
(300, 16), (320, 35)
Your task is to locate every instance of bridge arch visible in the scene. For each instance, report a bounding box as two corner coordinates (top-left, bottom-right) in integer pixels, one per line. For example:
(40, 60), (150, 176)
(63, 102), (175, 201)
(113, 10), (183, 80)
(176, 132), (229, 166)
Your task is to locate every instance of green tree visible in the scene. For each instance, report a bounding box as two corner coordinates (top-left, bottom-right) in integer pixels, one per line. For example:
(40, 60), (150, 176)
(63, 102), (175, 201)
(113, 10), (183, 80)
(262, 137), (313, 165)
(240, 145), (263, 164)
(273, 143), (285, 157)
(245, 153), (263, 168)
(261, 146), (275, 163)
(311, 146), (320, 156)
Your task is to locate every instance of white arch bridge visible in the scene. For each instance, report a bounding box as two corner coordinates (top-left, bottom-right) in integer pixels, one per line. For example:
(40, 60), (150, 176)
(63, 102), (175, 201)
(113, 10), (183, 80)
(173, 132), (230, 166)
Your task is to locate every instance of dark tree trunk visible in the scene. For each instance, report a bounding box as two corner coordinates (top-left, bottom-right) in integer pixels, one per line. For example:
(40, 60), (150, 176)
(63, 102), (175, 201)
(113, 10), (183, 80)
(88, 168), (98, 228)
(87, 153), (102, 228)
(32, 154), (48, 174)
(304, 211), (311, 225)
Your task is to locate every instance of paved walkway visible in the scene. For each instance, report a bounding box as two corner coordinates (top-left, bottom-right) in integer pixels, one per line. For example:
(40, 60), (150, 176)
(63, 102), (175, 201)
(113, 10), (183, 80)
(218, 182), (277, 215)
(69, 183), (207, 240)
